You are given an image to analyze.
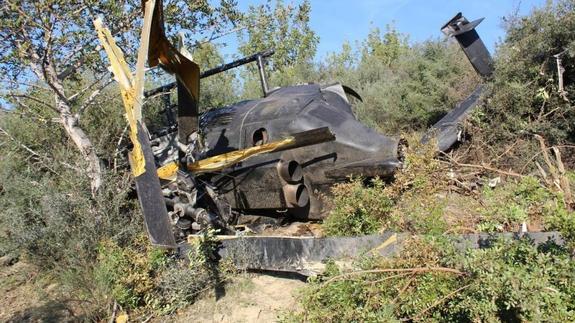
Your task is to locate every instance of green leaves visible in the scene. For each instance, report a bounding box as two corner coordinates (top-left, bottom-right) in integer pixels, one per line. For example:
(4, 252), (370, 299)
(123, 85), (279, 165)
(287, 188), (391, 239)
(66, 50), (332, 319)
(288, 238), (575, 322)
(323, 177), (393, 236)
(238, 0), (318, 71)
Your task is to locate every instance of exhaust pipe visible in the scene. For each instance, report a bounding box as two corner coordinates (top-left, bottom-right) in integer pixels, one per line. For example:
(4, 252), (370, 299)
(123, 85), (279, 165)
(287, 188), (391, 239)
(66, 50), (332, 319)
(277, 160), (303, 183)
(283, 184), (310, 208)
(441, 12), (494, 78)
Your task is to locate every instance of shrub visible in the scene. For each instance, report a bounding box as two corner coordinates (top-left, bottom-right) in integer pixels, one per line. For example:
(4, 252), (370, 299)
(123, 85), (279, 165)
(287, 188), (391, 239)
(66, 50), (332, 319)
(286, 237), (575, 322)
(323, 177), (393, 236)
(323, 138), (450, 236)
(466, 0), (575, 171)
(94, 229), (236, 316)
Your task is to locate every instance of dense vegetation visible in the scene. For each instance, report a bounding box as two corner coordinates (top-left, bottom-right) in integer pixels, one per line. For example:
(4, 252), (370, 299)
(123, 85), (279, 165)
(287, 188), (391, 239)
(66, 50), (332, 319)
(286, 237), (575, 322)
(1, 0), (574, 321)
(288, 1), (575, 321)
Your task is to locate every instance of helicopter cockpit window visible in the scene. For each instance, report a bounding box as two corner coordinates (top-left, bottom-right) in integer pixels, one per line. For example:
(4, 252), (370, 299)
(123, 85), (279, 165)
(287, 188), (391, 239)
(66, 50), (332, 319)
(252, 128), (269, 146)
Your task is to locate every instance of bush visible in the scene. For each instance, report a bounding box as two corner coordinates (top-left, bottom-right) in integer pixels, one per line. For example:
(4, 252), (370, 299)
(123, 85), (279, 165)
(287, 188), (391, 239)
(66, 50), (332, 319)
(286, 237), (575, 322)
(323, 177), (393, 236)
(466, 0), (575, 171)
(323, 138), (450, 236)
(95, 230), (236, 316)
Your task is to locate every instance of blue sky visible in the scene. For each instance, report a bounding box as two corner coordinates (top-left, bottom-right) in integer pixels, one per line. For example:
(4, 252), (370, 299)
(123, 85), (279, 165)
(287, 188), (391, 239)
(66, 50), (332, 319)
(220, 0), (549, 61)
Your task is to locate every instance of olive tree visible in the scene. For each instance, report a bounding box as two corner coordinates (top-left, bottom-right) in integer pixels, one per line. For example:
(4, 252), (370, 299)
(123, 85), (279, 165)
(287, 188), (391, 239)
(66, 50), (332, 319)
(0, 0), (241, 194)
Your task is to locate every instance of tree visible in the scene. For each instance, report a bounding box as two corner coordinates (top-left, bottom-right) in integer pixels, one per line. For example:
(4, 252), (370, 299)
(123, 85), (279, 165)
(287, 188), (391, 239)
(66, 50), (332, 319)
(238, 0), (318, 71)
(236, 0), (319, 98)
(362, 25), (408, 68)
(193, 42), (239, 110)
(0, 0), (241, 194)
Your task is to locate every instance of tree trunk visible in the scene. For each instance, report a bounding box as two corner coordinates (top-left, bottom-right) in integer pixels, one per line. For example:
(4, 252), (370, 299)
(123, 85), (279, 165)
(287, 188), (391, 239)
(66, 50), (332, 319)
(35, 55), (104, 197)
(58, 99), (103, 196)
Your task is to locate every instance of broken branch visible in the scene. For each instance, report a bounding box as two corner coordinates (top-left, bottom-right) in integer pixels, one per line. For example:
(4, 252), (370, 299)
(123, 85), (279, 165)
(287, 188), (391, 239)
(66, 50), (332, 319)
(322, 267), (465, 285)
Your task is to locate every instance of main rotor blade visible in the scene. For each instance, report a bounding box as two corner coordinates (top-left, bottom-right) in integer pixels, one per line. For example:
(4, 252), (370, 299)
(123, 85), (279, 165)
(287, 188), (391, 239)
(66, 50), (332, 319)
(134, 122), (175, 247)
(95, 0), (176, 247)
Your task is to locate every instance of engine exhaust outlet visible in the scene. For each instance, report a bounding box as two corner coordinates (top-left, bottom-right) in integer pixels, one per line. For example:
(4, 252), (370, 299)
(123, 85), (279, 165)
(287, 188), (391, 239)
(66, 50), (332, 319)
(283, 184), (309, 207)
(277, 160), (303, 183)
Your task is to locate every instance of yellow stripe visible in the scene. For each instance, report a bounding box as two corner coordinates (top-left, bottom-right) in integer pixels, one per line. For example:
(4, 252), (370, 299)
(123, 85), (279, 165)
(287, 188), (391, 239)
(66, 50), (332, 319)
(370, 234), (397, 253)
(187, 137), (295, 173)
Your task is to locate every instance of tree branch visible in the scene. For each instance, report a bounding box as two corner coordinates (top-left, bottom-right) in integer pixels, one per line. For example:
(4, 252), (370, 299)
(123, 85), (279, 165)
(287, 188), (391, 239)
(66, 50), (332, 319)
(76, 78), (114, 117)
(6, 93), (58, 113)
(322, 267), (465, 285)
(0, 125), (42, 158)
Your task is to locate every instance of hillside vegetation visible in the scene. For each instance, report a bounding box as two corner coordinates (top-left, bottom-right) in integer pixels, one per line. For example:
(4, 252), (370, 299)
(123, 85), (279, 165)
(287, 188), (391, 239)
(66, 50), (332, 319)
(286, 1), (575, 321)
(1, 0), (574, 321)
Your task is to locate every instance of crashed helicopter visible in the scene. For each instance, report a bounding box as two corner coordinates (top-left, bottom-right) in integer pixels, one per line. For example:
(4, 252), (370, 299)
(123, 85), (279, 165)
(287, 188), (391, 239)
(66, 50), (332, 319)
(95, 0), (493, 248)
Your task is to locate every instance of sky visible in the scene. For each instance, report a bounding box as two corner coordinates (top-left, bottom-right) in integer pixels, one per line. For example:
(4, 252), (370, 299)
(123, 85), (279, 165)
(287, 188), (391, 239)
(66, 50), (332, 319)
(219, 0), (549, 61)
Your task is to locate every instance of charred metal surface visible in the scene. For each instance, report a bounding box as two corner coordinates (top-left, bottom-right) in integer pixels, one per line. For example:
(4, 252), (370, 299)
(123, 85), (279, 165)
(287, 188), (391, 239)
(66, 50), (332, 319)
(176, 79), (198, 144)
(180, 232), (564, 276)
(198, 84), (401, 219)
(422, 85), (484, 151)
(135, 122), (176, 248)
(422, 13), (493, 151)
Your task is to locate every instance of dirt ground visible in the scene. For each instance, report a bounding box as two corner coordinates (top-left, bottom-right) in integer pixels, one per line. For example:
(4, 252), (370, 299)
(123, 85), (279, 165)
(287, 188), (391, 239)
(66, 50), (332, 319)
(1, 256), (306, 323)
(0, 258), (77, 323)
(162, 273), (306, 323)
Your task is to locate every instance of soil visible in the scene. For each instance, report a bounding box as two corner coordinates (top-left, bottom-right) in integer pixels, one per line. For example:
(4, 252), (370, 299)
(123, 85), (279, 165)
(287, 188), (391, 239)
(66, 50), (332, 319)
(0, 259), (77, 323)
(158, 273), (306, 323)
(1, 257), (306, 323)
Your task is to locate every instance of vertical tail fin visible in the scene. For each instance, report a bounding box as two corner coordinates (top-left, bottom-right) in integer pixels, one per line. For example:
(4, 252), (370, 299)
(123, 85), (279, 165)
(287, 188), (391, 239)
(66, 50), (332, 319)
(441, 12), (494, 78)
(422, 13), (493, 151)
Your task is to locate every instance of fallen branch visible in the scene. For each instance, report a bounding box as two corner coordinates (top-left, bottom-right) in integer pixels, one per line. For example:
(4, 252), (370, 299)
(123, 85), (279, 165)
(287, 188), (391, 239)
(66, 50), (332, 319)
(440, 159), (523, 178)
(369, 272), (412, 285)
(108, 301), (117, 323)
(534, 135), (573, 208)
(554, 50), (569, 102)
(519, 144), (575, 174)
(322, 267), (466, 285)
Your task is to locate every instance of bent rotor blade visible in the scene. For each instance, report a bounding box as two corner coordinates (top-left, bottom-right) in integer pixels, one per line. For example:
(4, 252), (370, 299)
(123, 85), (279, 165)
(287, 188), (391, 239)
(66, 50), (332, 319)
(94, 0), (176, 247)
(134, 122), (175, 247)
(133, 0), (175, 247)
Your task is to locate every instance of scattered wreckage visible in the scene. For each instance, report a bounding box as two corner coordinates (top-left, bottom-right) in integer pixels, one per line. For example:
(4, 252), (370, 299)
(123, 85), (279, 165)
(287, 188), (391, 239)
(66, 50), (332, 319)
(95, 1), (562, 273)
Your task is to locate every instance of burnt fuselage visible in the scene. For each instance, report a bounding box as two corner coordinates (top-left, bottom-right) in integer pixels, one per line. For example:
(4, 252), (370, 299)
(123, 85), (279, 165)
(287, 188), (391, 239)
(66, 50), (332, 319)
(195, 83), (400, 219)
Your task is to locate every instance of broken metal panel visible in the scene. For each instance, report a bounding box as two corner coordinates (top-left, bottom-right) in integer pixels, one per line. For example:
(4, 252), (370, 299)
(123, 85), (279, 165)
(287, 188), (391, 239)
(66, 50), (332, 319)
(184, 232), (564, 276)
(147, 0), (200, 143)
(422, 13), (494, 151)
(422, 85), (484, 151)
